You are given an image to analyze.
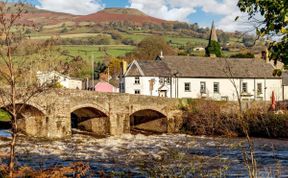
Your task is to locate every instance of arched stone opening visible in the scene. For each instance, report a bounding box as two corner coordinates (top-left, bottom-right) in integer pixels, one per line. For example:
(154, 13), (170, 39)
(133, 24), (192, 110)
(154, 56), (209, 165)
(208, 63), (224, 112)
(0, 104), (46, 136)
(71, 107), (110, 136)
(130, 109), (167, 134)
(0, 109), (12, 130)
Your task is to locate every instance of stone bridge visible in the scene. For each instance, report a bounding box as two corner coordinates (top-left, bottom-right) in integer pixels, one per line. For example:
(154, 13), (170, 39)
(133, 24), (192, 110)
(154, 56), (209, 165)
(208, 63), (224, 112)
(1, 89), (183, 139)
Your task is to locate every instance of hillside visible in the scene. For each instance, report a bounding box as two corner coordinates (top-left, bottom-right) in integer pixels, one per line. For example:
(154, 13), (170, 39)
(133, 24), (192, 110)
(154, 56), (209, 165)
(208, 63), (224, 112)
(76, 8), (172, 26)
(18, 6), (172, 26)
(14, 4), (76, 25)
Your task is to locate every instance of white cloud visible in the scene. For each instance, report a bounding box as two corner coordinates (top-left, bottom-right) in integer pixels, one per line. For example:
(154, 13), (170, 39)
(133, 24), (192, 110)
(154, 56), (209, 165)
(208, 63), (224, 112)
(128, 0), (257, 32)
(36, 0), (104, 15)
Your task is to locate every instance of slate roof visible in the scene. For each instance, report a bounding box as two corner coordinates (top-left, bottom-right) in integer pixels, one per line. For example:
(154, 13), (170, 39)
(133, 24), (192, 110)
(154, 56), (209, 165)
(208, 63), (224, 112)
(126, 60), (171, 77)
(125, 56), (279, 79)
(163, 56), (278, 79)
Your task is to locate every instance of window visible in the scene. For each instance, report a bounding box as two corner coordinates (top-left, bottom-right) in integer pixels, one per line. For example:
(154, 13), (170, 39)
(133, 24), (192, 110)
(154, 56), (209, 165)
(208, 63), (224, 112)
(134, 77), (140, 84)
(257, 83), (262, 94)
(160, 77), (170, 84)
(213, 82), (219, 93)
(165, 78), (171, 84)
(184, 83), (191, 92)
(134, 89), (140, 94)
(200, 82), (206, 93)
(242, 82), (248, 93)
(159, 78), (164, 84)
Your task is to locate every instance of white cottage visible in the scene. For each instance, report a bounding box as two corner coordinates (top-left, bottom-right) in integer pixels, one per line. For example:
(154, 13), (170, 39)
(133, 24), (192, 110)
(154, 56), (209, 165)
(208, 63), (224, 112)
(124, 56), (283, 101)
(37, 71), (83, 90)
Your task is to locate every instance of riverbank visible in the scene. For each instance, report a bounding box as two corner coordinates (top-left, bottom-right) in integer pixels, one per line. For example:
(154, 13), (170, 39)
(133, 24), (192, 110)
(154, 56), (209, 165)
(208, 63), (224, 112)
(179, 100), (288, 138)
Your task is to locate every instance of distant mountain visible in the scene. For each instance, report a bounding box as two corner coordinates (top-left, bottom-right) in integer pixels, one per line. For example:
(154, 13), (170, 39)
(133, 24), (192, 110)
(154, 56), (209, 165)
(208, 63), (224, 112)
(76, 8), (171, 25)
(16, 6), (172, 26)
(17, 4), (76, 25)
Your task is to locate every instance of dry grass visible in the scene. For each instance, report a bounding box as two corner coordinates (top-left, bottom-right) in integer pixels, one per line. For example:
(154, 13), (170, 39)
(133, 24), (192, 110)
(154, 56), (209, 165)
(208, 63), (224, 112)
(0, 162), (90, 178)
(181, 99), (288, 138)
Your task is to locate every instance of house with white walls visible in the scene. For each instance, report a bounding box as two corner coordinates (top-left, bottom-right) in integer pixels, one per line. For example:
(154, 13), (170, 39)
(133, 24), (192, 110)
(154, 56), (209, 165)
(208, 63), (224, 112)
(37, 71), (83, 90)
(282, 71), (288, 100)
(123, 56), (283, 101)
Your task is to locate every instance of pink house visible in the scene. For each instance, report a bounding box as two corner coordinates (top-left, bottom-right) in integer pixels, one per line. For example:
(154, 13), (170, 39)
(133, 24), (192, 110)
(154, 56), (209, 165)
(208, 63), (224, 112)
(95, 81), (119, 93)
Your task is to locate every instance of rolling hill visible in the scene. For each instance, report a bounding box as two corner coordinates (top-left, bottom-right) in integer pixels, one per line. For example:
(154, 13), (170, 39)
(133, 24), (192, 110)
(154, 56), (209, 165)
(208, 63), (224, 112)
(76, 8), (172, 26)
(19, 5), (173, 26)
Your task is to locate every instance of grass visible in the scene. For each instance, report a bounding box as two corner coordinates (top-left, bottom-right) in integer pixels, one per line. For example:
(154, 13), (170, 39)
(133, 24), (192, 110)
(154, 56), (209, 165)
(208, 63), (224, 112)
(123, 33), (149, 42)
(123, 33), (208, 46)
(0, 109), (11, 122)
(60, 45), (135, 61)
(166, 36), (208, 47)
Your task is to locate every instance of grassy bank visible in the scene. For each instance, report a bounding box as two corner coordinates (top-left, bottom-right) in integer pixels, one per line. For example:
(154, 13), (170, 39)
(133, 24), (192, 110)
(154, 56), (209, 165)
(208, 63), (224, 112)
(180, 100), (288, 138)
(0, 109), (11, 122)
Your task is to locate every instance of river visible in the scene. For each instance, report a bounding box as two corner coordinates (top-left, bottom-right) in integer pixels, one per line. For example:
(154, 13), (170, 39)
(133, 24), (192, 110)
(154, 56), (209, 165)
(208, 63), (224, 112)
(0, 130), (287, 177)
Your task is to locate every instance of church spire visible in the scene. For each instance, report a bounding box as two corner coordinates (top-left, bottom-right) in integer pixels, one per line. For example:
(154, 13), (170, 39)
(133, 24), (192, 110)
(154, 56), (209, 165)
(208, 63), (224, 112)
(209, 21), (218, 43)
(205, 21), (221, 58)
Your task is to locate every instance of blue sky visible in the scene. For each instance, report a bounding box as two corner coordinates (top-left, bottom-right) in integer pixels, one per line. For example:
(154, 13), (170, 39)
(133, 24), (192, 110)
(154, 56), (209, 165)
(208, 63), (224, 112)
(23, 0), (252, 32)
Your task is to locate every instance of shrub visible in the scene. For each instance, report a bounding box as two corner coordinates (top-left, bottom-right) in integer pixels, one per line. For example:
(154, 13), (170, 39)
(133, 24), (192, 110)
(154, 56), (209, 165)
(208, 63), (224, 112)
(230, 52), (255, 58)
(181, 100), (288, 138)
(110, 31), (123, 40)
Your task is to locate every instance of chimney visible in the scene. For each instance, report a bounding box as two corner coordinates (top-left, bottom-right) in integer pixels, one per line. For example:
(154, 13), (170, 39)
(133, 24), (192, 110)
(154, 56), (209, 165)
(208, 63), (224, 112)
(262, 50), (269, 63)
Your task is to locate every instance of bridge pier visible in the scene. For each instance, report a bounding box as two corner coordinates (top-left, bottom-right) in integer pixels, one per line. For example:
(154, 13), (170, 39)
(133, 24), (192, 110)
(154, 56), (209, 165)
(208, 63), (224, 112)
(78, 117), (110, 135)
(109, 112), (130, 135)
(18, 114), (71, 139)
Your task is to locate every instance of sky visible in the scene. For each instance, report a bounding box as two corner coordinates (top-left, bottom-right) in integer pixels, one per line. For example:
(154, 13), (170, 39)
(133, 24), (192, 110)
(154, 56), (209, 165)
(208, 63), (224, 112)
(23, 0), (256, 32)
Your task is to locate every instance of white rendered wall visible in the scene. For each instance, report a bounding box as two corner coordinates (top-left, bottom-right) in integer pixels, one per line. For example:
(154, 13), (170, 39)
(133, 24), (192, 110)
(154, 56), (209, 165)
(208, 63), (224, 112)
(125, 76), (282, 101)
(173, 78), (282, 101)
(124, 76), (171, 96)
(283, 86), (288, 100)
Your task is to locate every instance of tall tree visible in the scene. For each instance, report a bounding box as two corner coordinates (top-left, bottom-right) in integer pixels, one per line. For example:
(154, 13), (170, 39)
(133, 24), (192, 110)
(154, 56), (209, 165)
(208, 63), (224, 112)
(133, 36), (176, 60)
(237, 0), (288, 63)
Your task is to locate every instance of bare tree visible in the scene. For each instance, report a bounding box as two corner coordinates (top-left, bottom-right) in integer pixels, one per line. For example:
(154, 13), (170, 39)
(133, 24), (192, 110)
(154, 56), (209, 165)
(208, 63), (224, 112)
(220, 58), (257, 178)
(0, 1), (64, 176)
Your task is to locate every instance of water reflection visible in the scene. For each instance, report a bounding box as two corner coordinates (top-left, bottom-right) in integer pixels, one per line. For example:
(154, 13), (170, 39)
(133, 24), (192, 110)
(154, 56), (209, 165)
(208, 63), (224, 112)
(0, 130), (11, 138)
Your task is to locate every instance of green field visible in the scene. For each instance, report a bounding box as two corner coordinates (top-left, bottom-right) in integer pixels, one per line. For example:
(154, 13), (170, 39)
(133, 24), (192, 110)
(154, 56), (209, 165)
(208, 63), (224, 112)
(60, 45), (135, 61)
(31, 33), (104, 40)
(123, 33), (208, 47)
(166, 36), (208, 47)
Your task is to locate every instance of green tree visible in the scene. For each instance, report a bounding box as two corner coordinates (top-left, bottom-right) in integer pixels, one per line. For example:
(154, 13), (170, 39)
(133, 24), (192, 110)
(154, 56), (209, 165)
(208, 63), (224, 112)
(205, 41), (222, 57)
(242, 35), (255, 48)
(237, 0), (288, 63)
(94, 62), (107, 80)
(60, 26), (68, 33)
(133, 36), (176, 60)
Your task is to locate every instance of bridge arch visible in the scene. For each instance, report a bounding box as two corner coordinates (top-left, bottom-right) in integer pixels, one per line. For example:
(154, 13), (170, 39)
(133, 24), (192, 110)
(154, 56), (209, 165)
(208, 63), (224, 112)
(70, 104), (110, 136)
(130, 109), (168, 134)
(0, 103), (46, 135)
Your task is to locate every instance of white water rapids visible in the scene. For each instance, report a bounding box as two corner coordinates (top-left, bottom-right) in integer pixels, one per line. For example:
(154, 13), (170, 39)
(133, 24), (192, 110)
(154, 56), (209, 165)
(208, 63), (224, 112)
(0, 131), (287, 177)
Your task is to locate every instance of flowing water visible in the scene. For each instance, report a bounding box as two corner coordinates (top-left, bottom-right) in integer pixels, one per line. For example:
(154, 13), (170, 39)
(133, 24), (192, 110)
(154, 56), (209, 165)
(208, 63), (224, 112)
(0, 130), (287, 177)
